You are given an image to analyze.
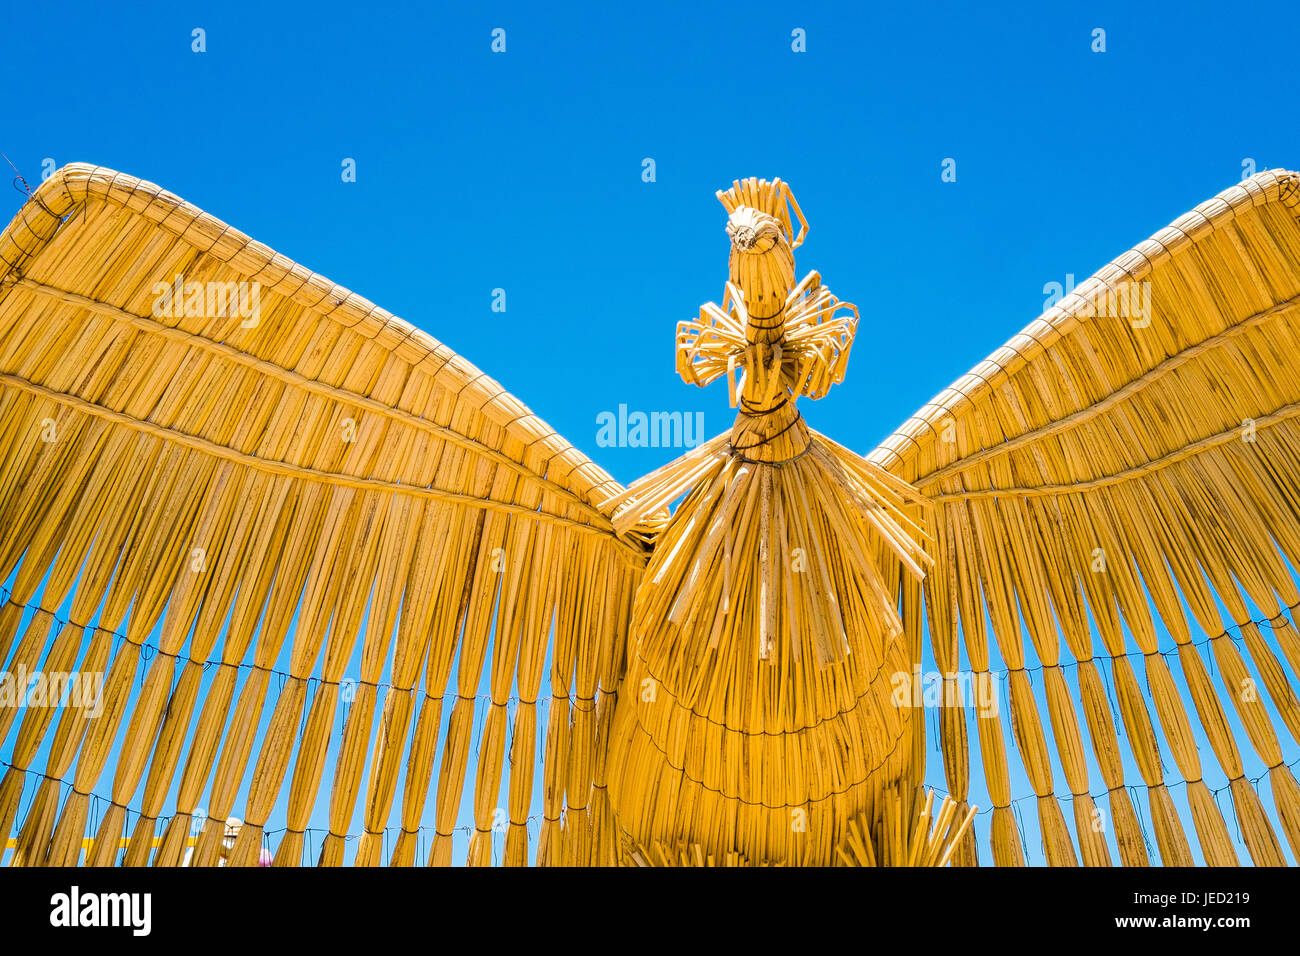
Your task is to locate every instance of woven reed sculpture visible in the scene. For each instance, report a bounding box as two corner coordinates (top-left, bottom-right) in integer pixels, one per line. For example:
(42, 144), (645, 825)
(1, 165), (1300, 866)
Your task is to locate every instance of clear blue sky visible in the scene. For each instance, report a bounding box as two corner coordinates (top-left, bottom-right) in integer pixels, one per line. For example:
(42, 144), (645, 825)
(2, 0), (1298, 865)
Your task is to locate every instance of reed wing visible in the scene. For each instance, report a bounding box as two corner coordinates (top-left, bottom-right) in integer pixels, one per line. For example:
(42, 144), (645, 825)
(0, 164), (645, 867)
(870, 169), (1300, 866)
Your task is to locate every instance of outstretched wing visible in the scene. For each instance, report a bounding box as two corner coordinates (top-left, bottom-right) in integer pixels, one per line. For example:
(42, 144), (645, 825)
(0, 164), (646, 866)
(871, 169), (1300, 866)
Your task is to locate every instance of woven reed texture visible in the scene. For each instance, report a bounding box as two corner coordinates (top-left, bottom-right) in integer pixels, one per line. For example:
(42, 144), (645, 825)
(0, 164), (647, 867)
(4, 165), (1300, 866)
(871, 168), (1300, 866)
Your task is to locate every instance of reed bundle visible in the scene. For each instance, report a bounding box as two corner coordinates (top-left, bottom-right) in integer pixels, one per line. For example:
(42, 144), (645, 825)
(835, 787), (977, 867)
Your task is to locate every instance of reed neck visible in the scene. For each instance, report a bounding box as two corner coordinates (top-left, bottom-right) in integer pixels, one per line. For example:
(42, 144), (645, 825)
(730, 399), (810, 464)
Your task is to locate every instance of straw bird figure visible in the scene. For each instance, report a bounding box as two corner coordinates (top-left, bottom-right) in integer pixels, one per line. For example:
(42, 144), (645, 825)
(1, 165), (1300, 867)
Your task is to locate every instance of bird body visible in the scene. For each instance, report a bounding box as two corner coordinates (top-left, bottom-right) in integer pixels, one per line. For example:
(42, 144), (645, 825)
(605, 179), (937, 864)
